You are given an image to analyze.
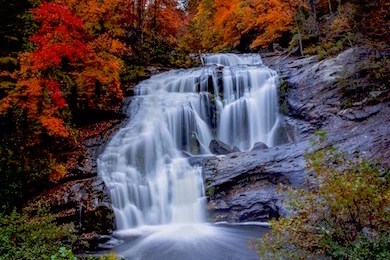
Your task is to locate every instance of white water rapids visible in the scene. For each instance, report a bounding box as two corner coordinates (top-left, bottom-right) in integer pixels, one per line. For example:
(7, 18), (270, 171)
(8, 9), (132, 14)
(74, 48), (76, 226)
(97, 53), (279, 259)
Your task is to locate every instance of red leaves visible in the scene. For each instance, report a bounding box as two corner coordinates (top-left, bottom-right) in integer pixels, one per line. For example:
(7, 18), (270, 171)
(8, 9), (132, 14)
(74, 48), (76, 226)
(29, 3), (89, 70)
(32, 3), (84, 33)
(2, 2), (125, 140)
(30, 42), (88, 70)
(5, 2), (89, 138)
(45, 80), (66, 108)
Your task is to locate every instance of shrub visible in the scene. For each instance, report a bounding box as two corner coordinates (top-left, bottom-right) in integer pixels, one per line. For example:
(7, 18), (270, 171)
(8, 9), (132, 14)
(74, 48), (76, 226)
(0, 209), (76, 259)
(257, 133), (390, 259)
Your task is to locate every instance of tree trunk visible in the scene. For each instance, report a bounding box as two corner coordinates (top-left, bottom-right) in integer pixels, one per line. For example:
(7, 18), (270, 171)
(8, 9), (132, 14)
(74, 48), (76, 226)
(297, 27), (303, 56)
(137, 0), (145, 46)
(328, 0), (333, 14)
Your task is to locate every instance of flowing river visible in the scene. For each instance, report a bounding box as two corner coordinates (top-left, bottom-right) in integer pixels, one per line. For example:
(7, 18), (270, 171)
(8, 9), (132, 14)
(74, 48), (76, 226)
(98, 53), (279, 259)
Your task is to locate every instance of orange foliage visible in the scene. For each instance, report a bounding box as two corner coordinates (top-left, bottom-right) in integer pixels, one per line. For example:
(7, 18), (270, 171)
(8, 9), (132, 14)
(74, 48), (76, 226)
(212, 0), (241, 48)
(40, 116), (69, 138)
(156, 1), (183, 41)
(186, 0), (307, 50)
(214, 0), (239, 26)
(0, 2), (126, 139)
(54, 0), (127, 109)
(54, 0), (134, 38)
(0, 1), (130, 140)
(243, 0), (306, 49)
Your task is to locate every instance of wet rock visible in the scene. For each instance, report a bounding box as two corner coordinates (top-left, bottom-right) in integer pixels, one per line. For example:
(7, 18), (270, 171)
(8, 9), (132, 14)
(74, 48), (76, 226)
(63, 98), (132, 183)
(203, 140), (308, 222)
(84, 203), (116, 235)
(209, 139), (235, 155)
(188, 156), (209, 166)
(29, 99), (134, 252)
(251, 142), (268, 151)
(34, 177), (115, 236)
(204, 48), (390, 223)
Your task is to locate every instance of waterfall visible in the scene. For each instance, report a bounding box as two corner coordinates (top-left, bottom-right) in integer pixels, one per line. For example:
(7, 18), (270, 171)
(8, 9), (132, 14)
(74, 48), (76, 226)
(98, 53), (279, 230)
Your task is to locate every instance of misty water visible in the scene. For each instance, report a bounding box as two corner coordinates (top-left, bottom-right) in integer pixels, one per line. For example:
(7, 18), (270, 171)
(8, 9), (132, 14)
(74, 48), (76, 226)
(98, 53), (279, 259)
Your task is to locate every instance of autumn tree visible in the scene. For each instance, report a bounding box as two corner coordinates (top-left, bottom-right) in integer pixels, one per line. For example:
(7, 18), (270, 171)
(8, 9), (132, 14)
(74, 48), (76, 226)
(183, 0), (308, 51)
(211, 0), (241, 49)
(182, 0), (388, 55)
(142, 0), (185, 62)
(0, 2), (126, 209)
(1, 2), (89, 138)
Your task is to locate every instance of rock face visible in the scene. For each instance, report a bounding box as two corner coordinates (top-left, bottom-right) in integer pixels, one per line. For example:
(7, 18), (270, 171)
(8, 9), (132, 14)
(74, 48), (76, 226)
(30, 98), (132, 250)
(203, 48), (390, 223)
(37, 177), (114, 232)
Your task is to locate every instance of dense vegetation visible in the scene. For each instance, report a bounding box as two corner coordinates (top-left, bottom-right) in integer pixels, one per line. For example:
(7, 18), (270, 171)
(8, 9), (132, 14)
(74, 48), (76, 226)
(258, 133), (390, 259)
(0, 0), (388, 258)
(182, 0), (388, 54)
(0, 208), (75, 259)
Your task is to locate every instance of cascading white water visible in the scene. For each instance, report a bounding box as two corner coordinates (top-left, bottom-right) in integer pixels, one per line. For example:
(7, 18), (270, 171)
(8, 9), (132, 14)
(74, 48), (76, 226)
(98, 53), (279, 231)
(217, 66), (279, 150)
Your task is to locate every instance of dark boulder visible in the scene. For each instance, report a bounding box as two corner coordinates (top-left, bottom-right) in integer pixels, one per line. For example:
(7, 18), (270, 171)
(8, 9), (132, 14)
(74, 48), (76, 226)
(209, 139), (235, 155)
(251, 142), (268, 151)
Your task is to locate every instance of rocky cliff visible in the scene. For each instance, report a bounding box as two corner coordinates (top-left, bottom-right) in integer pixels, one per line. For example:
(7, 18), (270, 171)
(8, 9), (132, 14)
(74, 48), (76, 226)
(203, 48), (390, 222)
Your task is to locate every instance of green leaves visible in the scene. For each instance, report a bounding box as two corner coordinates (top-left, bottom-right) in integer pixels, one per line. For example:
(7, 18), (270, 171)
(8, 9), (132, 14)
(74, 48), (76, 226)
(257, 135), (390, 259)
(0, 209), (75, 260)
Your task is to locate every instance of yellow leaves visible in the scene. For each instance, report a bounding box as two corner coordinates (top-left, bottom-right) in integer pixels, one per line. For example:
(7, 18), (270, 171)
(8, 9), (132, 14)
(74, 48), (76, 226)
(89, 34), (127, 56)
(75, 49), (123, 109)
(110, 39), (127, 55)
(17, 77), (43, 116)
(18, 52), (36, 77)
(49, 163), (67, 183)
(55, 0), (131, 38)
(258, 133), (390, 259)
(40, 116), (69, 138)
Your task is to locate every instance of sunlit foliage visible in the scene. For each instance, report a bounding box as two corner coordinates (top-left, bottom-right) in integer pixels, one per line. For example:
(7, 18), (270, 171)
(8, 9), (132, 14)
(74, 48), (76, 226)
(182, 0), (389, 53)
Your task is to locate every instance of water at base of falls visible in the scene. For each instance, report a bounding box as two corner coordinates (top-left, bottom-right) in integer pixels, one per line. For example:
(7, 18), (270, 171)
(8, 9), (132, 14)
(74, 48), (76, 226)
(97, 53), (280, 259)
(103, 223), (269, 260)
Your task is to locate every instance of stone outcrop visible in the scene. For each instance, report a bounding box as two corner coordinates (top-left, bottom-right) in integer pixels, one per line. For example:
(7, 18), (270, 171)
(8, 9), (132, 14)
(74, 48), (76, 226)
(30, 98), (132, 250)
(35, 177), (114, 249)
(203, 48), (390, 222)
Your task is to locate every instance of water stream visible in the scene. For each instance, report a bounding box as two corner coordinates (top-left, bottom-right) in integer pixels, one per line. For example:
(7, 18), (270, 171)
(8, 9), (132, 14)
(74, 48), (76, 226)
(98, 53), (279, 259)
